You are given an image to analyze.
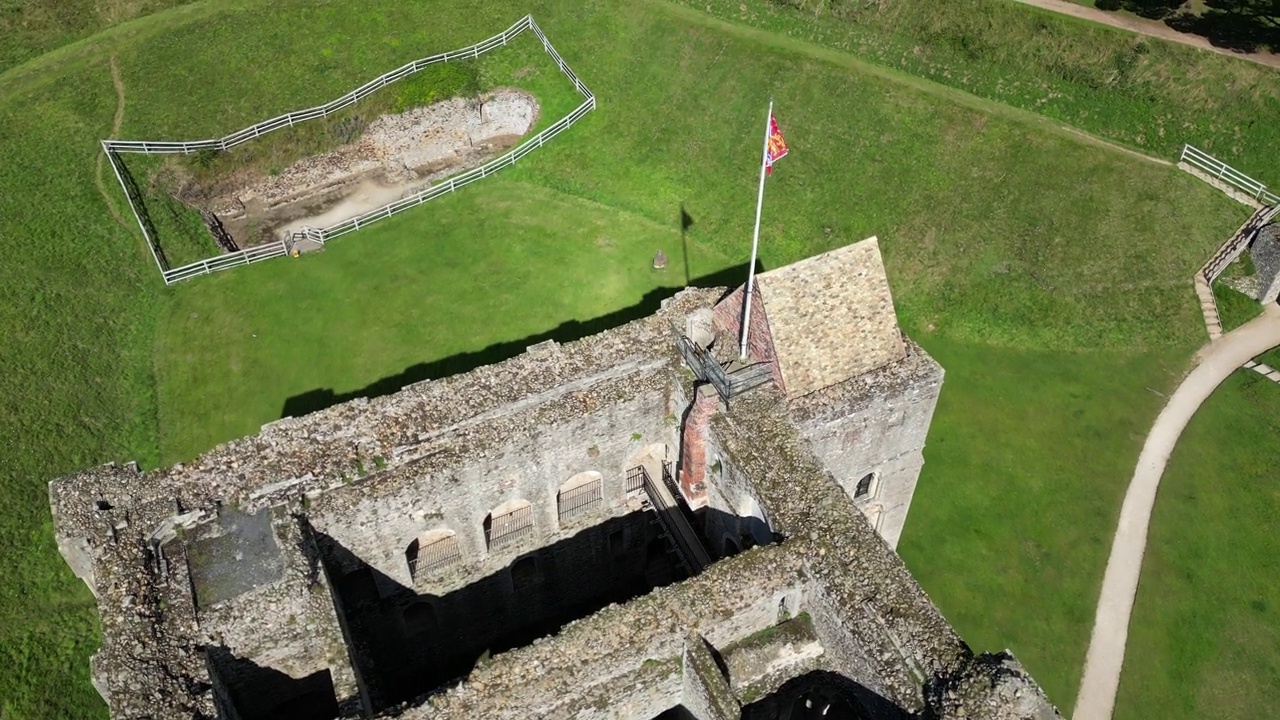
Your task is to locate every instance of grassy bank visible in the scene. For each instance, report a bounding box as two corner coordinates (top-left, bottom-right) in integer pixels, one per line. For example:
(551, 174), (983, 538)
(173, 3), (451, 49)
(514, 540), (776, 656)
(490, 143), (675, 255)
(1113, 371), (1280, 720)
(0, 0), (193, 73)
(898, 340), (1193, 709)
(0, 61), (161, 718)
(671, 0), (1280, 183)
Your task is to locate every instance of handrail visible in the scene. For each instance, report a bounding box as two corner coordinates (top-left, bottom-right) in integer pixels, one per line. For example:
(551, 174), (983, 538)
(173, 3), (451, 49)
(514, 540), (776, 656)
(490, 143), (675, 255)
(1180, 144), (1278, 206)
(639, 466), (709, 574)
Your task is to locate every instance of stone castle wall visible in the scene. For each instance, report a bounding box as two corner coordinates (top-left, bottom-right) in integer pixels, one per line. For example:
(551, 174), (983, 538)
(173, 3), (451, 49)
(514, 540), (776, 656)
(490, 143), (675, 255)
(1251, 224), (1280, 305)
(305, 368), (675, 597)
(790, 339), (944, 548)
(47, 280), (1056, 720)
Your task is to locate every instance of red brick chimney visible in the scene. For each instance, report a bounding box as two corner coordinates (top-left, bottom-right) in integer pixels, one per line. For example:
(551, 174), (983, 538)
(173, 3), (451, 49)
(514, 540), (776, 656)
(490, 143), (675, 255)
(678, 384), (719, 508)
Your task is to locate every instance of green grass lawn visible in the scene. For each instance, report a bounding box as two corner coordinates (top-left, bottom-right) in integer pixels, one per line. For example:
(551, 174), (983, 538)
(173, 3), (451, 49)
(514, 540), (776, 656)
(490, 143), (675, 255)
(675, 0), (1280, 184)
(155, 180), (731, 462)
(1214, 279), (1263, 331)
(0, 0), (1272, 717)
(1113, 370), (1280, 720)
(0, 0), (193, 74)
(898, 340), (1193, 710)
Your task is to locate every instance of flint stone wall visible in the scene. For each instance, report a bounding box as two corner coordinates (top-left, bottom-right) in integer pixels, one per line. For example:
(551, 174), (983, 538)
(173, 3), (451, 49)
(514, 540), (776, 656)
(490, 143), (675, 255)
(392, 545), (807, 719)
(47, 290), (715, 719)
(47, 278), (1055, 720)
(1252, 224), (1280, 305)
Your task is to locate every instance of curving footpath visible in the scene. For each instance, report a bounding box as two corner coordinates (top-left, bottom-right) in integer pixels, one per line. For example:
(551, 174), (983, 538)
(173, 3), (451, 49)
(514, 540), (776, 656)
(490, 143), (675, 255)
(1073, 302), (1280, 720)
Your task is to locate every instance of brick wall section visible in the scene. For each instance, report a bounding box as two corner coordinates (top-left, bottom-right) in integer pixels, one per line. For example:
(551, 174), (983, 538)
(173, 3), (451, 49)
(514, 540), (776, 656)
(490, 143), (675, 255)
(711, 285), (785, 394)
(679, 384), (719, 505)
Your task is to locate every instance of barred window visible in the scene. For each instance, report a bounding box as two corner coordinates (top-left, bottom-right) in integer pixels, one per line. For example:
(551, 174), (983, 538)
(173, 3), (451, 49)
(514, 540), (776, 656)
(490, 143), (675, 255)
(624, 466), (646, 496)
(485, 500), (534, 551)
(406, 529), (462, 581)
(557, 472), (603, 525)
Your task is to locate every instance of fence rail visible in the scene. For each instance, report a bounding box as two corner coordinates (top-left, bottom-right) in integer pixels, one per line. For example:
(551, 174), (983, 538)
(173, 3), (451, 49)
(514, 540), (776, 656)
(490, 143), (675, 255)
(1180, 145), (1278, 206)
(104, 17), (532, 155)
(105, 15), (595, 285)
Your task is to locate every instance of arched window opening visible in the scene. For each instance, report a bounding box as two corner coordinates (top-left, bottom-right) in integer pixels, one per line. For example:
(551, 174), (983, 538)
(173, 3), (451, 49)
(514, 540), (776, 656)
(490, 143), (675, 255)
(737, 494), (773, 548)
(557, 472), (603, 525)
(485, 499), (534, 551)
(511, 555), (539, 591)
(402, 601), (437, 638)
(406, 529), (461, 580)
(855, 472), (875, 499)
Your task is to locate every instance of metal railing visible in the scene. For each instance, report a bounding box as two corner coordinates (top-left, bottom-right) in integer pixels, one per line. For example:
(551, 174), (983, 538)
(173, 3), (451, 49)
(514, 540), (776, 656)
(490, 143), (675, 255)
(625, 466), (646, 496)
(104, 15), (596, 285)
(1180, 145), (1278, 206)
(486, 504), (535, 551)
(557, 478), (603, 523)
(636, 465), (709, 575)
(1194, 202), (1280, 339)
(408, 535), (463, 580)
(104, 17), (532, 155)
(675, 335), (774, 402)
(1200, 203), (1280, 282)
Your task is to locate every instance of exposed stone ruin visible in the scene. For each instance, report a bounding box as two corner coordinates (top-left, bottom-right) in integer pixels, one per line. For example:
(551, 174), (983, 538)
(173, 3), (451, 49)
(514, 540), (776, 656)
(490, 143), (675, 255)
(50, 237), (1060, 719)
(176, 89), (538, 247)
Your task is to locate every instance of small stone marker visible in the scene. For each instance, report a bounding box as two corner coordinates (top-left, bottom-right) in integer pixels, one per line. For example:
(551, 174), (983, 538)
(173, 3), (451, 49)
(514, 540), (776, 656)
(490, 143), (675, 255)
(653, 250), (668, 270)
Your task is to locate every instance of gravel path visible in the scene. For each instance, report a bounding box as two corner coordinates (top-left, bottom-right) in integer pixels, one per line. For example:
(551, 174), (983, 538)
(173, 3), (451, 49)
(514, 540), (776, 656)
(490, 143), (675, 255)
(1013, 0), (1280, 69)
(1072, 302), (1280, 720)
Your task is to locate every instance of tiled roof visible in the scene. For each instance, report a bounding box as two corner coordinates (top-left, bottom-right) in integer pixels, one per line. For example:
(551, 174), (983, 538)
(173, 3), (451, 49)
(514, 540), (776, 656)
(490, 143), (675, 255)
(756, 237), (905, 397)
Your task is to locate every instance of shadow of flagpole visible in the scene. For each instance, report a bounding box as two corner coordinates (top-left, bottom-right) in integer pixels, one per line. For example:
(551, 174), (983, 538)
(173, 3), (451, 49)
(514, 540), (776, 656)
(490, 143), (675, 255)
(680, 203), (694, 287)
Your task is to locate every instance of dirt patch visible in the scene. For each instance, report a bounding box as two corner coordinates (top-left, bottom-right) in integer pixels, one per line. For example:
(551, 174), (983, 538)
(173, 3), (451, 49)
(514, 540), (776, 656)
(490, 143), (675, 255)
(94, 55), (130, 230)
(172, 89), (539, 247)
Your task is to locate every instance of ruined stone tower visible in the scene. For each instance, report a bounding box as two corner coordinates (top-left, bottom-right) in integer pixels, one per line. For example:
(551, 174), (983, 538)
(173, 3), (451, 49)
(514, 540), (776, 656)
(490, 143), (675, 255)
(50, 237), (1058, 720)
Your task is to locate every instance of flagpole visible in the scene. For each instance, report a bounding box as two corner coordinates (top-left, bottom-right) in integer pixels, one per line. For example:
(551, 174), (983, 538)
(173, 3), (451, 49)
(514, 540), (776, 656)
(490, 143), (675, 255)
(740, 100), (773, 360)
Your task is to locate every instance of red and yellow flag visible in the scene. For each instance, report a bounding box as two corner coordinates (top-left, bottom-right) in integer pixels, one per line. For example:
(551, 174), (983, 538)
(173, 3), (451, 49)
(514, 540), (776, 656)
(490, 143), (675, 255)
(765, 114), (788, 175)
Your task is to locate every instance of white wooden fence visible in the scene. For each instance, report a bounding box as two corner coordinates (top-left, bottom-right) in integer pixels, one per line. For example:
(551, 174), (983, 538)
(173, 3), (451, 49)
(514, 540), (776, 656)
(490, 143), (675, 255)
(1179, 144), (1278, 206)
(103, 15), (595, 285)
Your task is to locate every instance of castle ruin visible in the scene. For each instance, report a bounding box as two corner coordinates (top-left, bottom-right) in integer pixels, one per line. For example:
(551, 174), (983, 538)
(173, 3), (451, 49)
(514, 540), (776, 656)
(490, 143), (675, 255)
(50, 238), (1060, 719)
